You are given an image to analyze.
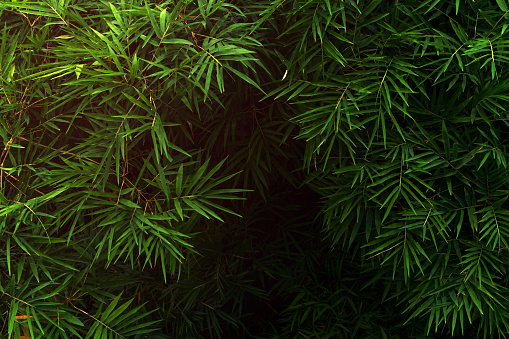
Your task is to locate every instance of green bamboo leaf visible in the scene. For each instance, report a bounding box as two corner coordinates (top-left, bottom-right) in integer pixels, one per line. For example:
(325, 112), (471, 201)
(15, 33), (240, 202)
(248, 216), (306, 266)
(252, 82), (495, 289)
(118, 199), (140, 209)
(174, 198), (184, 221)
(176, 164), (184, 196)
(223, 64), (265, 94)
(7, 298), (18, 338)
(359, 0), (382, 20)
(496, 0), (508, 11)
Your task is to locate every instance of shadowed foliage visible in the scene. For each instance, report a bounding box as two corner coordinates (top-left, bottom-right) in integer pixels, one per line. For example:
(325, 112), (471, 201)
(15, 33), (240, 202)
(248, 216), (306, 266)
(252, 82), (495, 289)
(2, 0), (509, 338)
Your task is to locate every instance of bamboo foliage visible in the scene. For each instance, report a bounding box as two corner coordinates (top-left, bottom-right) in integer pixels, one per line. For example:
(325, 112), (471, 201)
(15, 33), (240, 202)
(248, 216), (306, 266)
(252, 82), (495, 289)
(0, 0), (265, 337)
(252, 0), (509, 337)
(3, 0), (509, 338)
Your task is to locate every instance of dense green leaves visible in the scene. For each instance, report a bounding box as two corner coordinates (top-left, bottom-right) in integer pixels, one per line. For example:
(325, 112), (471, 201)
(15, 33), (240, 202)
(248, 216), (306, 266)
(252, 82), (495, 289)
(0, 0), (265, 337)
(3, 0), (509, 338)
(253, 0), (509, 337)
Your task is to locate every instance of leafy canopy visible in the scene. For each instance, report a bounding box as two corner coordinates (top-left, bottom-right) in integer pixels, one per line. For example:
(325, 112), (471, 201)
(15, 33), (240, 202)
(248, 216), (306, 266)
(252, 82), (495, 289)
(3, 0), (509, 338)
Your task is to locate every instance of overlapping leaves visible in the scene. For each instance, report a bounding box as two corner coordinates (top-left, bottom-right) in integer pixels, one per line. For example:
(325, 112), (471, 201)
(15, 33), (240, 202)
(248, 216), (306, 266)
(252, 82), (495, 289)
(256, 0), (509, 337)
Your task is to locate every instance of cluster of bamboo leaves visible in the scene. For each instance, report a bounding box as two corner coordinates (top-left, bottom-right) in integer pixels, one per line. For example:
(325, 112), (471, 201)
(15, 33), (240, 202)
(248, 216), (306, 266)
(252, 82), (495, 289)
(0, 0), (289, 337)
(2, 0), (509, 338)
(251, 0), (509, 337)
